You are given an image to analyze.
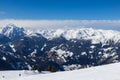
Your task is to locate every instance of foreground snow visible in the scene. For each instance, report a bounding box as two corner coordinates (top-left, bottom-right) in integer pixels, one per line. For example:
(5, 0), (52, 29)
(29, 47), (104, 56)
(0, 70), (40, 80)
(1, 62), (120, 80)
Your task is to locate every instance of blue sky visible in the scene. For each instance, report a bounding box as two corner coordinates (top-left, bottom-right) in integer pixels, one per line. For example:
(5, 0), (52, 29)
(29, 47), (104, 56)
(0, 0), (120, 20)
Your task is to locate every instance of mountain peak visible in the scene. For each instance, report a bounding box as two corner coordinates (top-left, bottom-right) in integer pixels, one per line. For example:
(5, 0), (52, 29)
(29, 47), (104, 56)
(2, 24), (25, 40)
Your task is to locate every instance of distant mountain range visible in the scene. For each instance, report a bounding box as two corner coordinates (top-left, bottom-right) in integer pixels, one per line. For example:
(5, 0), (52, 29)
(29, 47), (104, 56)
(0, 24), (120, 71)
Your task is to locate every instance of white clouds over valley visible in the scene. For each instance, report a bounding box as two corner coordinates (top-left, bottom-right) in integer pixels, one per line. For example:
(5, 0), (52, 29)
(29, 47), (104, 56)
(0, 19), (120, 31)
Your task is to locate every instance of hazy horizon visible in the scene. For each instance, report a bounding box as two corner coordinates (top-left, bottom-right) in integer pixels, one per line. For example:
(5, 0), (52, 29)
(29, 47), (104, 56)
(0, 19), (120, 31)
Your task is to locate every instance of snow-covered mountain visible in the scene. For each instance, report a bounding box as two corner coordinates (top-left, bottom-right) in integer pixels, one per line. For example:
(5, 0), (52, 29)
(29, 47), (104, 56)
(1, 24), (120, 43)
(37, 28), (120, 43)
(1, 24), (25, 40)
(0, 24), (120, 71)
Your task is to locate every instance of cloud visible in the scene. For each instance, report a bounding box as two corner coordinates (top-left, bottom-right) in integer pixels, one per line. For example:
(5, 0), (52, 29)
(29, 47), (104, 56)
(0, 19), (120, 31)
(0, 11), (6, 14)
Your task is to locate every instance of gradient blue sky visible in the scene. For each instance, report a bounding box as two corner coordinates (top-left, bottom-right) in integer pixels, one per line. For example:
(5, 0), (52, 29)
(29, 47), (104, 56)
(0, 0), (120, 20)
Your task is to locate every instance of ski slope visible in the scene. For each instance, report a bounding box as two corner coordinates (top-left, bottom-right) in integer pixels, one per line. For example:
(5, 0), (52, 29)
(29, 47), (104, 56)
(1, 62), (120, 80)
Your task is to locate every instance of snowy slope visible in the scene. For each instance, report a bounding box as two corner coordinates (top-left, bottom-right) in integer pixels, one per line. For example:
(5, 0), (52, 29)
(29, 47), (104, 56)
(0, 62), (120, 80)
(0, 71), (39, 80)
(17, 63), (120, 80)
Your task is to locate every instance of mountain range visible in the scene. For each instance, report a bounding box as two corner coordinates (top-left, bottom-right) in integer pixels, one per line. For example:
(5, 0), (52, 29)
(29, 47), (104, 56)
(0, 24), (120, 71)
